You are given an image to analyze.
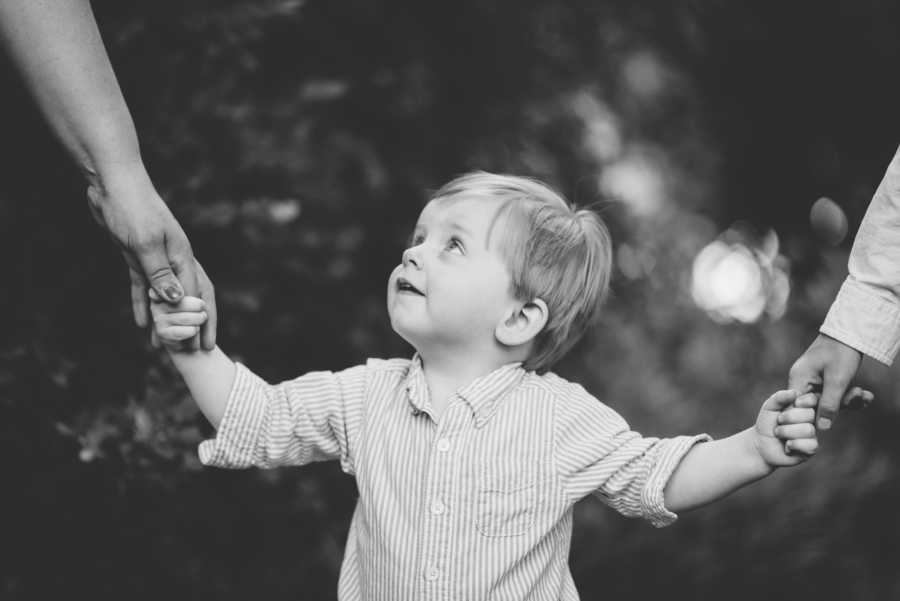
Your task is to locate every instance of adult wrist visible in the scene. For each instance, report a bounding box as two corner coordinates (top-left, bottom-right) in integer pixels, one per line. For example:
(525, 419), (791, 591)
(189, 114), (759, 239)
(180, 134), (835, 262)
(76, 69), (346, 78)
(86, 159), (157, 208)
(73, 112), (146, 183)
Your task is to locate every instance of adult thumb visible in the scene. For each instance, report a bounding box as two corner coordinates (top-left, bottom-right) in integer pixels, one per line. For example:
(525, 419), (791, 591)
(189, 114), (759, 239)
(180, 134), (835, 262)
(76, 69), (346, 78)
(816, 371), (849, 431)
(136, 245), (184, 303)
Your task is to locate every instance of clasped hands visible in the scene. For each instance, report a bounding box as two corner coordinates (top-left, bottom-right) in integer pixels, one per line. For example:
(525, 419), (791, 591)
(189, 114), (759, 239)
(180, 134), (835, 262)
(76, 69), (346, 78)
(87, 166), (217, 349)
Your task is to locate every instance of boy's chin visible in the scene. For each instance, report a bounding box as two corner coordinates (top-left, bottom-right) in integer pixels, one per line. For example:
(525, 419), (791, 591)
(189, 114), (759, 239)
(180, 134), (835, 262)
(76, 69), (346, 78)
(390, 323), (447, 357)
(389, 319), (420, 349)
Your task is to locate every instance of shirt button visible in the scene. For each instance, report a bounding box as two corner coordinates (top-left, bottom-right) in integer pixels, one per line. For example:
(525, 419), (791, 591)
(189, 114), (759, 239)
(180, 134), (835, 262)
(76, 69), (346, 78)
(424, 565), (440, 581)
(436, 438), (451, 452)
(430, 500), (446, 515)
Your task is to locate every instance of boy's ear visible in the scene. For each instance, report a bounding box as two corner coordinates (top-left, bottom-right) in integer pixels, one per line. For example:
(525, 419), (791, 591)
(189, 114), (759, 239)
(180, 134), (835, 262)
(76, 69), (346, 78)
(495, 298), (549, 347)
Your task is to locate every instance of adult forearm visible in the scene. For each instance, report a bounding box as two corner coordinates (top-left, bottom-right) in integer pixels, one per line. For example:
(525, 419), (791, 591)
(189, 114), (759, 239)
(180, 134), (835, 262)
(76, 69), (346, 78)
(0, 0), (144, 182)
(168, 346), (236, 430)
(820, 145), (900, 365)
(663, 428), (773, 513)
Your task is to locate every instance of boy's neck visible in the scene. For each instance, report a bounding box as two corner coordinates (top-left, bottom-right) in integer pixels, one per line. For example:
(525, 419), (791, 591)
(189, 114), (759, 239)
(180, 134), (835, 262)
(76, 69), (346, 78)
(417, 347), (520, 418)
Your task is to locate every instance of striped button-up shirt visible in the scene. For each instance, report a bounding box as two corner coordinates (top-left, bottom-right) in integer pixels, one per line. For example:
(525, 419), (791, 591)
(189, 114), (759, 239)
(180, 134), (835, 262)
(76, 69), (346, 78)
(200, 356), (709, 601)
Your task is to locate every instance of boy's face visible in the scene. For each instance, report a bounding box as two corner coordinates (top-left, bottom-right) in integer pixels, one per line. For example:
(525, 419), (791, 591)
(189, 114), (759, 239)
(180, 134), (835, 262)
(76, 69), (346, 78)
(388, 196), (517, 353)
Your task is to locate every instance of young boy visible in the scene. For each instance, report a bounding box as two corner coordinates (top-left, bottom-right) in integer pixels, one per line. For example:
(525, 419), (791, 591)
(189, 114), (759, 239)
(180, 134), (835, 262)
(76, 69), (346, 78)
(150, 172), (848, 601)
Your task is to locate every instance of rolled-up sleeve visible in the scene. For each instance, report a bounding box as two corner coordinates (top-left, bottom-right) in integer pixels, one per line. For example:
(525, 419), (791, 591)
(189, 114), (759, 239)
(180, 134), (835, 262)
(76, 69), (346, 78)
(554, 383), (710, 527)
(821, 144), (900, 365)
(199, 362), (367, 475)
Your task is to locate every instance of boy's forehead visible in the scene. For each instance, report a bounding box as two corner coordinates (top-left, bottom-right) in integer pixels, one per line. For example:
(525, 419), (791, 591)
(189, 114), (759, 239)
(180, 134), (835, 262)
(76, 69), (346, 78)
(417, 194), (504, 228)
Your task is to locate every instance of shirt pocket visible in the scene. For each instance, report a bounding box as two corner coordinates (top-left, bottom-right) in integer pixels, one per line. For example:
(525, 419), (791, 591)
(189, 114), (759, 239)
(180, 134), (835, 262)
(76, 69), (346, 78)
(476, 463), (540, 537)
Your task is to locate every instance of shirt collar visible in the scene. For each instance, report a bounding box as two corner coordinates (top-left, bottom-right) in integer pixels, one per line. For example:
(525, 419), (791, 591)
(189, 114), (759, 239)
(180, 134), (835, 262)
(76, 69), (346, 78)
(403, 354), (526, 428)
(404, 354), (430, 416)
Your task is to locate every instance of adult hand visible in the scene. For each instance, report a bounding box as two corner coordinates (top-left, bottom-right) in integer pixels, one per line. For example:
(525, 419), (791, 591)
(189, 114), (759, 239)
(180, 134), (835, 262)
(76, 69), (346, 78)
(85, 168), (217, 350)
(788, 333), (862, 431)
(0, 0), (216, 349)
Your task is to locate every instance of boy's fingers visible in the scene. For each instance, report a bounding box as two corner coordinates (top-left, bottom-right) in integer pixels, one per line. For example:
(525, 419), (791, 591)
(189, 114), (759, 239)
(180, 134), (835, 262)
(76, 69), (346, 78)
(763, 390), (799, 411)
(159, 311), (207, 327)
(182, 296), (206, 311)
(777, 407), (815, 425)
(774, 423), (816, 439)
(794, 392), (819, 409)
(786, 438), (819, 455)
(161, 325), (200, 341)
(148, 292), (205, 312)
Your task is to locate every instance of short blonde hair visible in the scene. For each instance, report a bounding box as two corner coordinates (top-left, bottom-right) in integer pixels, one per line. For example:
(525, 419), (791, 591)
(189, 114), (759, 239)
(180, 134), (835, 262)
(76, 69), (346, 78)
(431, 172), (613, 372)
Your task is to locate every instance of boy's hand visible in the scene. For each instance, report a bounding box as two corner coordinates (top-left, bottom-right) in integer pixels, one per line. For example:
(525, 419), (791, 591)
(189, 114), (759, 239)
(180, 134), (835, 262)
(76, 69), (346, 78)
(755, 390), (819, 468)
(149, 290), (208, 351)
(754, 387), (873, 468)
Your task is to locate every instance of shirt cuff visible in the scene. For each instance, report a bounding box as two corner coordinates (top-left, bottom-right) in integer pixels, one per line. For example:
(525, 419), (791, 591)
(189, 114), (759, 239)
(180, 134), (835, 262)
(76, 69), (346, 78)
(641, 434), (712, 528)
(820, 277), (900, 365)
(198, 363), (269, 468)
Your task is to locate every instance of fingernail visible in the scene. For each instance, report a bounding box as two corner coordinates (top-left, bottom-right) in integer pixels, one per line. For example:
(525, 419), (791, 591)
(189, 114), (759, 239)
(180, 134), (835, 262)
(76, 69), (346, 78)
(164, 285), (182, 301)
(818, 417), (832, 430)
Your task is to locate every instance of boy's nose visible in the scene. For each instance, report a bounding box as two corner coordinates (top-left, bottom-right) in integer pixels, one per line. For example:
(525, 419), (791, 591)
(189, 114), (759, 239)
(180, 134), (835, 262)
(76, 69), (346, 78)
(402, 247), (422, 269)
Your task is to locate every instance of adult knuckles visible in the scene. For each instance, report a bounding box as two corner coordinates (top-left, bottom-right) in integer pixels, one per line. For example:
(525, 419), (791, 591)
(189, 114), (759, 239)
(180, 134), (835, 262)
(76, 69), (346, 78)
(148, 266), (178, 284)
(132, 232), (166, 255)
(168, 239), (195, 266)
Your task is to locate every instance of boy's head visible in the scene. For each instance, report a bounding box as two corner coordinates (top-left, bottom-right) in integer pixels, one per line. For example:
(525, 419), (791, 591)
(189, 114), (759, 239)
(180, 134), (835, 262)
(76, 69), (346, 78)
(387, 171), (612, 373)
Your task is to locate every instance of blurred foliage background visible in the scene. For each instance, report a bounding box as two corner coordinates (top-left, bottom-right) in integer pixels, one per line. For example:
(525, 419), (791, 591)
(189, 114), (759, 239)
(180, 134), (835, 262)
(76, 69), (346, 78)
(3, 0), (900, 599)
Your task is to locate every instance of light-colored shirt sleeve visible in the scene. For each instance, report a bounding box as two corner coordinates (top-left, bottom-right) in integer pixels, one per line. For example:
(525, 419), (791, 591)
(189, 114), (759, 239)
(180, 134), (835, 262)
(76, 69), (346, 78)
(554, 382), (710, 528)
(820, 144), (900, 365)
(198, 362), (367, 475)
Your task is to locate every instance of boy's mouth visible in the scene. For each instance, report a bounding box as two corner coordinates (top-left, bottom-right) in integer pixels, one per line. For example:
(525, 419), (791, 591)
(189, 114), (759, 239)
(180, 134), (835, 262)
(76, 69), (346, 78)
(396, 277), (425, 296)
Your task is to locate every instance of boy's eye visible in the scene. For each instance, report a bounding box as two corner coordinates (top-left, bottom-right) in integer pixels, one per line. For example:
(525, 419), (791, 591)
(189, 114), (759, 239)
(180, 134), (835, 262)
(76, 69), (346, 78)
(446, 237), (464, 254)
(409, 233), (425, 246)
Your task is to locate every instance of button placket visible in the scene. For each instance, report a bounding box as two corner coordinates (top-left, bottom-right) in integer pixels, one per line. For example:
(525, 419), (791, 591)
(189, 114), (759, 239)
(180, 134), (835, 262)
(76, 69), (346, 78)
(420, 399), (465, 595)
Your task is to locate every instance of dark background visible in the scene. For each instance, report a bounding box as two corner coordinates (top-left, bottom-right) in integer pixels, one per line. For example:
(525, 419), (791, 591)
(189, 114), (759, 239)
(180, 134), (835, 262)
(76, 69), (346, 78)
(3, 1), (900, 599)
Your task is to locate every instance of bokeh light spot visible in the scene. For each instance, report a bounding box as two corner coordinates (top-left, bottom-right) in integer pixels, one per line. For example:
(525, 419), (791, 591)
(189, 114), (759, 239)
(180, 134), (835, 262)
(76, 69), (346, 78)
(600, 154), (664, 216)
(691, 227), (791, 324)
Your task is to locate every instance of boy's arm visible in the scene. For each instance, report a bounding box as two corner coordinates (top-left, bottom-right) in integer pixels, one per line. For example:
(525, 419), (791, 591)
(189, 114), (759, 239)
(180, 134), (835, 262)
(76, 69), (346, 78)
(664, 389), (845, 513)
(559, 385), (865, 525)
(665, 385), (872, 513)
(150, 293), (368, 473)
(168, 347), (236, 430)
(662, 427), (774, 513)
(150, 294), (233, 428)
